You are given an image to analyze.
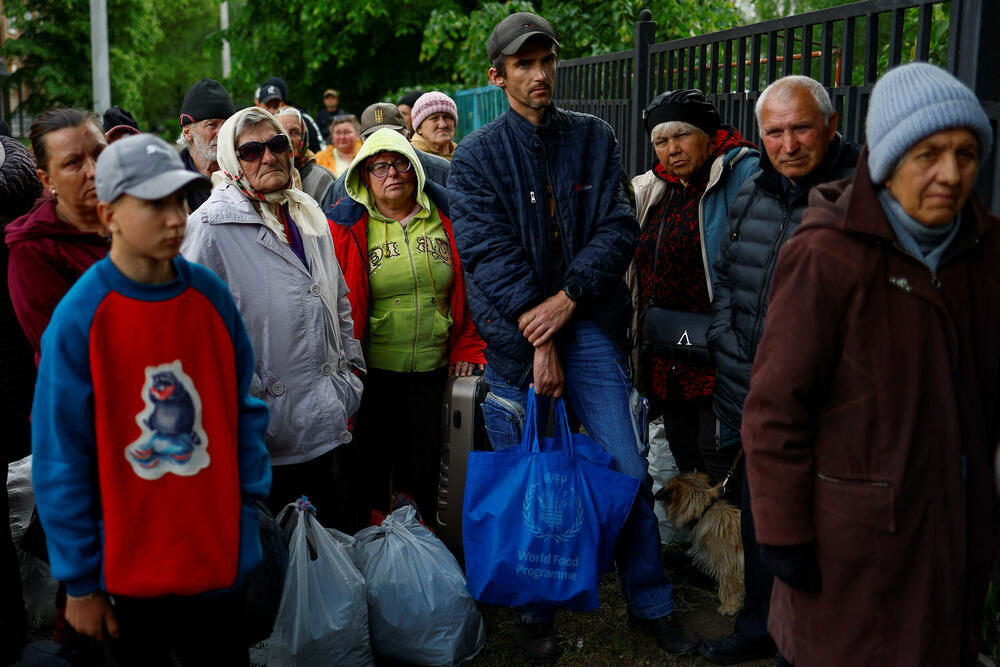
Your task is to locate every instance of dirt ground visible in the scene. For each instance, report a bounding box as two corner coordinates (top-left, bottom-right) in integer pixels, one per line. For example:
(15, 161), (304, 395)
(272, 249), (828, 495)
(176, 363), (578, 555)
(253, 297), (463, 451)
(470, 548), (776, 667)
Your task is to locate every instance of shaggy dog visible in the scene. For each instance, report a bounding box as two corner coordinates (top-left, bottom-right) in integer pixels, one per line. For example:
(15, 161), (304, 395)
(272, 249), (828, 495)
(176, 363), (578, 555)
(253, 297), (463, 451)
(656, 472), (744, 615)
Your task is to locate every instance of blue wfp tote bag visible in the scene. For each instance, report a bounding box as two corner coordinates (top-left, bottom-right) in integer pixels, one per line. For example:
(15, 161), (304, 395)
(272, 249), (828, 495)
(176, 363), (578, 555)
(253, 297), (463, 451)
(462, 388), (640, 611)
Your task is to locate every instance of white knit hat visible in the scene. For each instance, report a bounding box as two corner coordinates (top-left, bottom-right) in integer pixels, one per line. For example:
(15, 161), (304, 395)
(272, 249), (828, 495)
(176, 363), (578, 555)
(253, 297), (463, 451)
(411, 92), (458, 134)
(866, 62), (993, 184)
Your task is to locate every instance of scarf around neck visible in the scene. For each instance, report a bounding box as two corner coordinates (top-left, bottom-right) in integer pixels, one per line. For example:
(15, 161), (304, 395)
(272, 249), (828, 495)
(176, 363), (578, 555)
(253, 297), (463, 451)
(878, 188), (960, 271)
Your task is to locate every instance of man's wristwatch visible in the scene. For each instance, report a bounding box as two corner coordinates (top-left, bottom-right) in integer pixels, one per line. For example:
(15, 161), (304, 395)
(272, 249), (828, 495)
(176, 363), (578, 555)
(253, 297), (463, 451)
(562, 283), (582, 301)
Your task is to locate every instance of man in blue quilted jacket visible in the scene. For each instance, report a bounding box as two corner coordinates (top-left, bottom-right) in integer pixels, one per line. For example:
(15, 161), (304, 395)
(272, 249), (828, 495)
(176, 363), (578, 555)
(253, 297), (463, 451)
(450, 12), (698, 662)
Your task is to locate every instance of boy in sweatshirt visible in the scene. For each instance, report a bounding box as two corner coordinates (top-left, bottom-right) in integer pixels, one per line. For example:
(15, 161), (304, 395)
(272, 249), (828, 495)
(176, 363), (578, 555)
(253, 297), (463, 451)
(31, 134), (271, 664)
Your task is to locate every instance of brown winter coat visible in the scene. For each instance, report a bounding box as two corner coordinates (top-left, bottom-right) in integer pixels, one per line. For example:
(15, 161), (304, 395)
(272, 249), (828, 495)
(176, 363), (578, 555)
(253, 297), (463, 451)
(742, 149), (1000, 666)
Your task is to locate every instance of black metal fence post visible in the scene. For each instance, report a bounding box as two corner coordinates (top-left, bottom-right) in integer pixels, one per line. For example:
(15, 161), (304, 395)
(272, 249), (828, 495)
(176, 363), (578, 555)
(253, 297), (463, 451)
(630, 10), (656, 177)
(548, 0), (998, 211)
(949, 0), (1000, 210)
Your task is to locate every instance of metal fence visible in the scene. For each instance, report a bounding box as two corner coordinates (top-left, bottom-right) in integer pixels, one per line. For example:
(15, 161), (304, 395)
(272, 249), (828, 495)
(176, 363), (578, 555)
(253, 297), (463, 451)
(454, 85), (507, 141)
(460, 0), (1000, 210)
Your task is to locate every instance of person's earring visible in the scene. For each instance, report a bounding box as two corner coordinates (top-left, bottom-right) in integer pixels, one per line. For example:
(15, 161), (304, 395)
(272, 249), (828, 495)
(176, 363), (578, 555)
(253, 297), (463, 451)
(50, 188), (57, 198)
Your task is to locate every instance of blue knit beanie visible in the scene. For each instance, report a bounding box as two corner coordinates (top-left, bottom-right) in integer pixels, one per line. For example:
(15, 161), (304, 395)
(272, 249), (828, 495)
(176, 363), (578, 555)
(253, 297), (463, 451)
(866, 62), (993, 184)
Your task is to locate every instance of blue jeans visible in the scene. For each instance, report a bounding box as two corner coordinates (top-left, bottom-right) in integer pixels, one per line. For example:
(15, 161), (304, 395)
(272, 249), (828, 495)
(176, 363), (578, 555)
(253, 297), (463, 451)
(480, 320), (674, 622)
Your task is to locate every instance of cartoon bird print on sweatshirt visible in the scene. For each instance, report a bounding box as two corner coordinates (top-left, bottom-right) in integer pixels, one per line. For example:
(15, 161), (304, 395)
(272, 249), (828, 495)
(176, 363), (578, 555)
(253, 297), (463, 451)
(126, 360), (210, 480)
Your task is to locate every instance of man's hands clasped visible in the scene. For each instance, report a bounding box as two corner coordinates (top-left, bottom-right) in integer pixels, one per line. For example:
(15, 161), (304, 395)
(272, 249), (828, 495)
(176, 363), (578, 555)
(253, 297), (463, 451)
(520, 291), (576, 397)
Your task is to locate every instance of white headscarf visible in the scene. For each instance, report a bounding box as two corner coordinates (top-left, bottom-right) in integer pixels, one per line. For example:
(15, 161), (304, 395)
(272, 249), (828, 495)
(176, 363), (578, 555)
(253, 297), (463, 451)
(213, 106), (327, 240)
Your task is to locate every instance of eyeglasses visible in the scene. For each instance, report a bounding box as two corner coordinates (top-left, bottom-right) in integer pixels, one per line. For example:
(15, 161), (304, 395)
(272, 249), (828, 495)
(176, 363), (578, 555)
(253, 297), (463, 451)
(366, 158), (412, 179)
(236, 135), (291, 161)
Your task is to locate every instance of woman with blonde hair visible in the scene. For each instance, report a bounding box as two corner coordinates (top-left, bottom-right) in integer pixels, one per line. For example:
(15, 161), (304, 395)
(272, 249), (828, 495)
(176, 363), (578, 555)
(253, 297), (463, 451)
(315, 114), (361, 177)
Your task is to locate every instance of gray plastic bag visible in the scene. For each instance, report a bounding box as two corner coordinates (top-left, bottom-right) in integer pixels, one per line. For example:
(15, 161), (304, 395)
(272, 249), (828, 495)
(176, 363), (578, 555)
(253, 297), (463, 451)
(355, 506), (485, 666)
(265, 502), (372, 666)
(9, 456), (58, 630)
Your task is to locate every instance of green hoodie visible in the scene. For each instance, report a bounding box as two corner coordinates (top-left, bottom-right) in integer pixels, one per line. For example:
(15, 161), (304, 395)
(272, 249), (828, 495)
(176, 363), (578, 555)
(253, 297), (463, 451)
(345, 129), (454, 372)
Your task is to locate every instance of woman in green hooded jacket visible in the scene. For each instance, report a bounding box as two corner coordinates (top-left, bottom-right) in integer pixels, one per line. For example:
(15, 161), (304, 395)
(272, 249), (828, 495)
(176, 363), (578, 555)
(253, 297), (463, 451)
(328, 128), (485, 528)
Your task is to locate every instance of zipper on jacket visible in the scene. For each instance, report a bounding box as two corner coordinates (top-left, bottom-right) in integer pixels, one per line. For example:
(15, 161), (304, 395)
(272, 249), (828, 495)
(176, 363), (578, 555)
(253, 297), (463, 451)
(816, 472), (889, 488)
(403, 225), (420, 372)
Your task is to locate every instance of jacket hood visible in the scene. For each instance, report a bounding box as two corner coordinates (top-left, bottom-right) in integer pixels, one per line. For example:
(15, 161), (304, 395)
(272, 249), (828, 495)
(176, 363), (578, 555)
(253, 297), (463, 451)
(344, 128), (429, 219)
(5, 197), (107, 246)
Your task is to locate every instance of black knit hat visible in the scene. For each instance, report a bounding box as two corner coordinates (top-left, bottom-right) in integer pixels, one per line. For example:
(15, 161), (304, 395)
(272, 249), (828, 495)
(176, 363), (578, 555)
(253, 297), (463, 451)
(397, 90), (424, 108)
(180, 78), (236, 126)
(103, 105), (141, 141)
(0, 136), (43, 223)
(643, 89), (720, 137)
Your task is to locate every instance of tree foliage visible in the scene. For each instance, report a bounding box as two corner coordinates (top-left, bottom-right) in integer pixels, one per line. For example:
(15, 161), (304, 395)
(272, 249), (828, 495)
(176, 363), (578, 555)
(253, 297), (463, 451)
(420, 0), (746, 88)
(10, 0), (910, 140)
(221, 0), (453, 115)
(3, 0), (219, 138)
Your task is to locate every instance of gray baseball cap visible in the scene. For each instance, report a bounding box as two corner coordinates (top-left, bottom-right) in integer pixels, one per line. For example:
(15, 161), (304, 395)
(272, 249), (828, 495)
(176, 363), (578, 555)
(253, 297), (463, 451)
(96, 134), (209, 203)
(487, 12), (559, 63)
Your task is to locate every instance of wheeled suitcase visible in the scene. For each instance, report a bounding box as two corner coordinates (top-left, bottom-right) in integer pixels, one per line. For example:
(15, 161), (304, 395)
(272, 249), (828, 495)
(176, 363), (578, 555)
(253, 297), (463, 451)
(436, 373), (489, 559)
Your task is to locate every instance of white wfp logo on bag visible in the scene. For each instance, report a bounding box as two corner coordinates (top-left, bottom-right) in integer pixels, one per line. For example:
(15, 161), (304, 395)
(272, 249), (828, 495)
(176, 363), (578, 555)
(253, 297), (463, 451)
(521, 479), (584, 542)
(515, 478), (585, 582)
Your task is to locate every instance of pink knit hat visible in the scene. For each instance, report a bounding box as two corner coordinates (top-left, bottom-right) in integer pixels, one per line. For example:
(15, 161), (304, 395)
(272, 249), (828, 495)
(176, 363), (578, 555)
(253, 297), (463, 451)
(411, 92), (458, 133)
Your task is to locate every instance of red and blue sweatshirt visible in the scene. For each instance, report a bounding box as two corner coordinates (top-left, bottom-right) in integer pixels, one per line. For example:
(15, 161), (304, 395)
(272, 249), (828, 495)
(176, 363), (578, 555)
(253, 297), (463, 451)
(31, 255), (271, 598)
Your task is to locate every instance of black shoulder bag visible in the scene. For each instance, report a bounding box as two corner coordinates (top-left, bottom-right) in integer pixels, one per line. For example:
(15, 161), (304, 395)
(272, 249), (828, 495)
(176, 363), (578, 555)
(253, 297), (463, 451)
(638, 195), (712, 365)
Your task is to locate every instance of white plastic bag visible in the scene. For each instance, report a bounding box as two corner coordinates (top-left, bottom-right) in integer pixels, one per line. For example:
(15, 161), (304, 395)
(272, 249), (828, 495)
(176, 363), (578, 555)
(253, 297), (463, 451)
(265, 502), (372, 667)
(647, 420), (684, 545)
(355, 505), (485, 666)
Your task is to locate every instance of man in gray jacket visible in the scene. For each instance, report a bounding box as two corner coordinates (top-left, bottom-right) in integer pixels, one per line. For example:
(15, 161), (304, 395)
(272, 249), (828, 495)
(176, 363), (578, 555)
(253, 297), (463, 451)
(702, 75), (861, 664)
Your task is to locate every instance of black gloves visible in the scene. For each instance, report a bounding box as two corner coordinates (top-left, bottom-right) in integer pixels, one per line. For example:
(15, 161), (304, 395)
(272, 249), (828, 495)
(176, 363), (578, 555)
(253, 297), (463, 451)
(759, 541), (822, 593)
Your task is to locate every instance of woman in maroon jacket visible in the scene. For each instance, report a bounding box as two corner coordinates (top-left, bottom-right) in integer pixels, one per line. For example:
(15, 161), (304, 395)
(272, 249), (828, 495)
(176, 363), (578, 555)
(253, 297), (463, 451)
(5, 108), (109, 361)
(4, 109), (108, 652)
(743, 63), (1000, 665)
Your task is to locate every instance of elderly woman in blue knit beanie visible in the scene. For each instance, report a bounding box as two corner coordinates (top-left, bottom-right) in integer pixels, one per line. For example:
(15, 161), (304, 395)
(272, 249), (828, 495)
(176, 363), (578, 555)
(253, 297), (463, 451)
(739, 62), (1000, 666)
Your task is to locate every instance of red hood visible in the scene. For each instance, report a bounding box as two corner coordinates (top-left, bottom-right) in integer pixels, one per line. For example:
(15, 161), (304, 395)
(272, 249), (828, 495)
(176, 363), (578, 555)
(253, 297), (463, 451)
(4, 197), (106, 247)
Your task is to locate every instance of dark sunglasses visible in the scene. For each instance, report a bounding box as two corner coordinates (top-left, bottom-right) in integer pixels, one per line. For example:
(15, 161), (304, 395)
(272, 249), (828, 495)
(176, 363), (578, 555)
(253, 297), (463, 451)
(236, 134), (291, 161)
(366, 157), (413, 179)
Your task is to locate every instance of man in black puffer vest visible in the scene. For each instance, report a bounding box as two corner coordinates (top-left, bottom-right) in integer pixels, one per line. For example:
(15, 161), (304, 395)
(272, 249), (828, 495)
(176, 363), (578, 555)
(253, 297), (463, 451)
(702, 76), (861, 665)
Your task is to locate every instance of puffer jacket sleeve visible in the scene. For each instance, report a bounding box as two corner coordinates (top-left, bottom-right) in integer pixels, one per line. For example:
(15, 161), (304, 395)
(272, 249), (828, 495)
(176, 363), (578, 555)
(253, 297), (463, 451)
(560, 124), (638, 301)
(708, 180), (755, 427)
(450, 144), (544, 322)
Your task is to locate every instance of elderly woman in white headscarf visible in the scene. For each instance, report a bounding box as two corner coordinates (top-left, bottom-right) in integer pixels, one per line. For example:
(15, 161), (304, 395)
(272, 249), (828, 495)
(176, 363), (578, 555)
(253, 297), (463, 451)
(182, 106), (364, 529)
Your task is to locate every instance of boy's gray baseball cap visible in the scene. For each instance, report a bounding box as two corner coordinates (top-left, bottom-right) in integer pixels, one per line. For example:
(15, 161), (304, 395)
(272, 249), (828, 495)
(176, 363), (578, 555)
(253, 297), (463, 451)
(96, 133), (209, 203)
(487, 12), (559, 62)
